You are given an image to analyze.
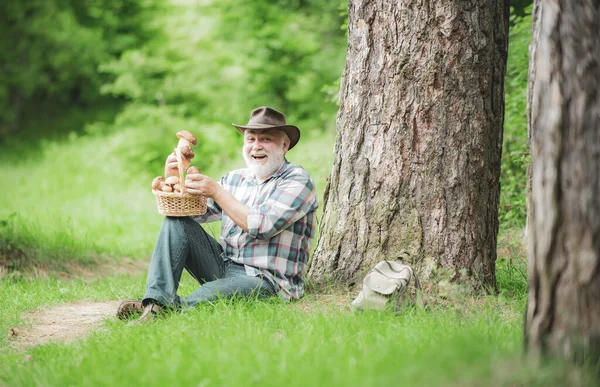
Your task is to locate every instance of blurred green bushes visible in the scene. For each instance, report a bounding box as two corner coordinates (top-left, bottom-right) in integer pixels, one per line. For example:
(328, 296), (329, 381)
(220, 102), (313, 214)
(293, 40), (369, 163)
(0, 0), (163, 138)
(0, 0), (346, 173)
(95, 0), (346, 174)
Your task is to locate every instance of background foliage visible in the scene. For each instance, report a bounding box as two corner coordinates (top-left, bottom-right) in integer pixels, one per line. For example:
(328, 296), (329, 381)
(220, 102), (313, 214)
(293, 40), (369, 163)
(0, 0), (162, 138)
(500, 0), (531, 229)
(0, 0), (530, 260)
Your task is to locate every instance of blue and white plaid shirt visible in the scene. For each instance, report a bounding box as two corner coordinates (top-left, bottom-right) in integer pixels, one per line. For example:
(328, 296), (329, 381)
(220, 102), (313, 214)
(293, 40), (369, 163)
(193, 160), (318, 300)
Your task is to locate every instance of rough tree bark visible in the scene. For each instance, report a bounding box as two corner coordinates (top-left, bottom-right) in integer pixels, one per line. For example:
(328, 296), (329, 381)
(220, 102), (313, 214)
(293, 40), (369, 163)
(308, 0), (509, 288)
(525, 0), (600, 363)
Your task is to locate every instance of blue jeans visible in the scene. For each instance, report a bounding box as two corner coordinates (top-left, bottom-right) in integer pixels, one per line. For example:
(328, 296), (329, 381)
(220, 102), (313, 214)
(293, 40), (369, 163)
(143, 217), (277, 308)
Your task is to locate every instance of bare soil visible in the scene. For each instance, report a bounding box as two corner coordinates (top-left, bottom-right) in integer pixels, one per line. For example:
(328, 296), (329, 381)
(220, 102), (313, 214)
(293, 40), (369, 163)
(8, 300), (121, 351)
(4, 253), (148, 351)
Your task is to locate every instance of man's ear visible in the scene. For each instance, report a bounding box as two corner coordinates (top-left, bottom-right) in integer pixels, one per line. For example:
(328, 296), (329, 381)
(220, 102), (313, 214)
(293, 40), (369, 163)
(282, 136), (290, 153)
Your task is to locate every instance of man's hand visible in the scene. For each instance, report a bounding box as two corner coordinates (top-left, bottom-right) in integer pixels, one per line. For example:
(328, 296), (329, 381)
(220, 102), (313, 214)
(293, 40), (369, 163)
(165, 153), (178, 175)
(186, 173), (250, 231)
(185, 173), (220, 198)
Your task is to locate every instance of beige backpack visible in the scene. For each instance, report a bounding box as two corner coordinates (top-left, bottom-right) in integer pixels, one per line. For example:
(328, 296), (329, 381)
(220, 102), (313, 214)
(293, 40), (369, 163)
(351, 260), (422, 311)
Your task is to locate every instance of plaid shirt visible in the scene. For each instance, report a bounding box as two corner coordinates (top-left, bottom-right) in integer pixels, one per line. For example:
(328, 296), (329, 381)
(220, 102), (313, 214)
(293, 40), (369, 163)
(193, 160), (318, 300)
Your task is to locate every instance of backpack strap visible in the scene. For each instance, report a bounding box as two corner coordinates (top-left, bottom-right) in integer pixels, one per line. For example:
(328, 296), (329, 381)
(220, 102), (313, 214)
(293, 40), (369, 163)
(412, 270), (423, 308)
(394, 251), (424, 309)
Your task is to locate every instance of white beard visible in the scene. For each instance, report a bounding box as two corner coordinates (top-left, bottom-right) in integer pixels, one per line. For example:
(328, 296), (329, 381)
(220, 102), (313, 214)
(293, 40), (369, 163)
(243, 145), (285, 181)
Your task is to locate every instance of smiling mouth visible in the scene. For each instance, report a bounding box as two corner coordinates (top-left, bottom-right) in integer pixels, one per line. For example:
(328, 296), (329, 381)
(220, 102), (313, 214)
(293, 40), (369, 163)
(252, 154), (268, 161)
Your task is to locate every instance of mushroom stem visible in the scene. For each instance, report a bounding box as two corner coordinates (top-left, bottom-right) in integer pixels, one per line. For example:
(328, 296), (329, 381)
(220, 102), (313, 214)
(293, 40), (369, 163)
(177, 138), (190, 149)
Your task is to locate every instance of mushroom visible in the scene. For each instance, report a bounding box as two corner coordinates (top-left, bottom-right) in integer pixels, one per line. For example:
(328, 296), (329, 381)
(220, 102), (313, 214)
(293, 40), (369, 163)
(164, 131), (198, 181)
(187, 166), (200, 175)
(176, 130), (197, 149)
(179, 144), (194, 159)
(165, 176), (179, 193)
(165, 176), (179, 186)
(152, 176), (164, 191)
(161, 185), (173, 193)
(173, 183), (182, 193)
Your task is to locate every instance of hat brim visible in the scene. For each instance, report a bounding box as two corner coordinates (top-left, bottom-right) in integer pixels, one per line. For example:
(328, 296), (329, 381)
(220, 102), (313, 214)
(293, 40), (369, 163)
(232, 123), (300, 150)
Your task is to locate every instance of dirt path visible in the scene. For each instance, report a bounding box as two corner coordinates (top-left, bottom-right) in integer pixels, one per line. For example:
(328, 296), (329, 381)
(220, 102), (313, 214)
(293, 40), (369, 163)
(8, 301), (121, 350)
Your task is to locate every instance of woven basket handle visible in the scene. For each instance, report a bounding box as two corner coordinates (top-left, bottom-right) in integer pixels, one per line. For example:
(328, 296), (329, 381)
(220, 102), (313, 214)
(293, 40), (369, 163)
(175, 147), (186, 196)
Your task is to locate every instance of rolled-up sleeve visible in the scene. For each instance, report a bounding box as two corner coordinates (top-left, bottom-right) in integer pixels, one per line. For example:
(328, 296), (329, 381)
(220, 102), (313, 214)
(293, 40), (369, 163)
(247, 170), (317, 240)
(192, 198), (222, 223)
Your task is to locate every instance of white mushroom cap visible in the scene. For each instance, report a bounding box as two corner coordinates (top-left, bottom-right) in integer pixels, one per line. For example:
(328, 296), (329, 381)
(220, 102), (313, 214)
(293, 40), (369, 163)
(165, 176), (179, 185)
(176, 130), (197, 146)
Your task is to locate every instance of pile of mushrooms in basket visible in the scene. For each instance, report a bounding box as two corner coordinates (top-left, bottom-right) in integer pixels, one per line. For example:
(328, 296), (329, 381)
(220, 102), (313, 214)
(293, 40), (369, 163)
(151, 130), (200, 193)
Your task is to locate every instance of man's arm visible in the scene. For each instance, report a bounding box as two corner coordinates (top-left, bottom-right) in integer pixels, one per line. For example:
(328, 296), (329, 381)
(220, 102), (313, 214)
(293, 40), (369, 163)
(246, 170), (317, 240)
(186, 168), (317, 238)
(211, 185), (249, 231)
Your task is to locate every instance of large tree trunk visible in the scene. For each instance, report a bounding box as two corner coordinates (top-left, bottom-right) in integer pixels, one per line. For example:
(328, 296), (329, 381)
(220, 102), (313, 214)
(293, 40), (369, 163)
(308, 0), (509, 288)
(525, 1), (600, 362)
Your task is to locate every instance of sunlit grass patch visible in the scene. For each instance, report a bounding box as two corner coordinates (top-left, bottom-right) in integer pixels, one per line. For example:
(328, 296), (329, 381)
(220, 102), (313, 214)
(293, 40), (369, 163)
(1, 293), (526, 386)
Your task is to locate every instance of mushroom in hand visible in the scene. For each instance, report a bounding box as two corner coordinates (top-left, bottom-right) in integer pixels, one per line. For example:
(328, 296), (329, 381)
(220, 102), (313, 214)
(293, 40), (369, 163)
(176, 130), (197, 149)
(187, 166), (200, 175)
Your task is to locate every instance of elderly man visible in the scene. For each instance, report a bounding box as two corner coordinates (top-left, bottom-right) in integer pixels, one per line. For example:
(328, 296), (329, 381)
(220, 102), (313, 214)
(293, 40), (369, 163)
(118, 106), (318, 323)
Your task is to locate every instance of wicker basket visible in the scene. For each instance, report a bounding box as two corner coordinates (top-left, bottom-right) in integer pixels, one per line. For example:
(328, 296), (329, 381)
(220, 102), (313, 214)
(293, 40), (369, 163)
(153, 147), (207, 216)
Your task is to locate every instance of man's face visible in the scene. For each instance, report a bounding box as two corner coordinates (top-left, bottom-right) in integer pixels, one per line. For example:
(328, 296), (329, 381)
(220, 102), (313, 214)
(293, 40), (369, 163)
(242, 129), (289, 180)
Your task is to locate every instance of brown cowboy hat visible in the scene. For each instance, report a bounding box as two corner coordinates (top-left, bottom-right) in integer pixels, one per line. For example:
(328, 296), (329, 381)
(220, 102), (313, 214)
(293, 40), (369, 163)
(233, 106), (300, 150)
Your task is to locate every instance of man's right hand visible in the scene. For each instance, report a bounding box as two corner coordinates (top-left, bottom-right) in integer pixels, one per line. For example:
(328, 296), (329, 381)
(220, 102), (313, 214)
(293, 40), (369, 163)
(165, 152), (178, 174)
(185, 174), (220, 198)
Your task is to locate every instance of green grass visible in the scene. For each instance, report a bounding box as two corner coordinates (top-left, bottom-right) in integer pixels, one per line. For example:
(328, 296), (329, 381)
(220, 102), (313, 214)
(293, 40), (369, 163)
(0, 303), (514, 386)
(0, 273), (518, 385)
(0, 271), (596, 386)
(0, 218), (539, 387)
(0, 228), (592, 386)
